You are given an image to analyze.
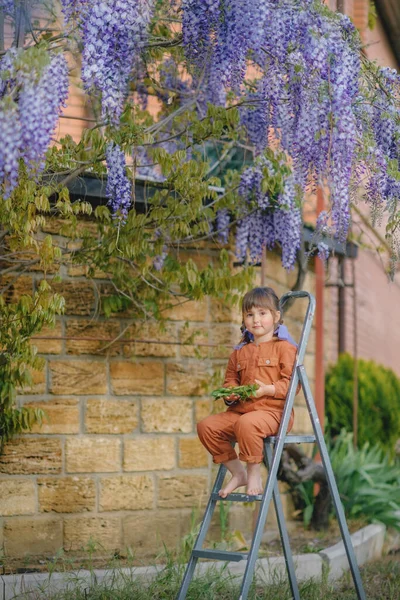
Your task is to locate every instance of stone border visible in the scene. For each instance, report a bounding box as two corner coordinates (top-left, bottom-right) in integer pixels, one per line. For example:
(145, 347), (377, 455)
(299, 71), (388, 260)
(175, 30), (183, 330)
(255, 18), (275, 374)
(0, 524), (386, 600)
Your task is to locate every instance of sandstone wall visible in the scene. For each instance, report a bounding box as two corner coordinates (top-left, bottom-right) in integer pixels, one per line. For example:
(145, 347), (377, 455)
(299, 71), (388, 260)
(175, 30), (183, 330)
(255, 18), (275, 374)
(0, 249), (317, 561)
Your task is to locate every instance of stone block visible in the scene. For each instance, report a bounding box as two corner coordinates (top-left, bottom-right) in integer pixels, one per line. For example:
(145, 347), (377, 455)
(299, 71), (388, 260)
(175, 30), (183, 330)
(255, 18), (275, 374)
(110, 361), (164, 395)
(0, 479), (36, 516)
(209, 299), (239, 323)
(157, 475), (208, 508)
(209, 325), (237, 358)
(163, 300), (207, 322)
(38, 477), (96, 513)
(4, 517), (63, 557)
(85, 398), (138, 434)
(123, 510), (181, 556)
(51, 281), (95, 316)
(25, 398), (80, 434)
(195, 399), (212, 423)
(166, 362), (210, 396)
(49, 360), (107, 395)
(2, 275), (33, 303)
(292, 404), (313, 434)
(0, 438), (62, 475)
(66, 320), (120, 356)
(66, 437), (120, 473)
(99, 475), (154, 511)
(178, 324), (209, 358)
(124, 437), (175, 471)
(18, 366), (46, 395)
(64, 516), (121, 552)
(31, 321), (63, 354)
(122, 321), (178, 358)
(141, 398), (192, 433)
(178, 437), (208, 469)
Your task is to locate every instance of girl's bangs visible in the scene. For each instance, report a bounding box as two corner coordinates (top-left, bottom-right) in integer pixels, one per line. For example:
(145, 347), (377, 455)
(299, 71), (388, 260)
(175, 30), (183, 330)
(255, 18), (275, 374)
(242, 288), (279, 314)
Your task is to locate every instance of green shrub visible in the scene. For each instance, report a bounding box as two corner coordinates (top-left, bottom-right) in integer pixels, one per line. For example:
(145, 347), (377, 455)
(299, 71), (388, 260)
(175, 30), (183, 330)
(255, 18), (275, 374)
(329, 430), (400, 530)
(325, 353), (400, 455)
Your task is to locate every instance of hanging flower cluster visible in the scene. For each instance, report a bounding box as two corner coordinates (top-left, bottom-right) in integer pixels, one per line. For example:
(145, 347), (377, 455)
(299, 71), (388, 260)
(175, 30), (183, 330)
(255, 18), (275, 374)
(234, 156), (301, 269)
(105, 143), (132, 220)
(60, 0), (155, 124)
(359, 67), (400, 229)
(182, 0), (363, 259)
(0, 49), (68, 198)
(0, 0), (14, 14)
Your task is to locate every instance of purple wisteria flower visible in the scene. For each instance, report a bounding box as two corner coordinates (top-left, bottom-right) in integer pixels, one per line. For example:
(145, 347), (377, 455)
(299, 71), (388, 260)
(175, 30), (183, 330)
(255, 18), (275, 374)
(216, 208), (230, 244)
(181, 0), (364, 245)
(0, 99), (22, 198)
(61, 0), (155, 124)
(105, 143), (132, 219)
(0, 0), (14, 15)
(0, 49), (68, 196)
(19, 54), (69, 174)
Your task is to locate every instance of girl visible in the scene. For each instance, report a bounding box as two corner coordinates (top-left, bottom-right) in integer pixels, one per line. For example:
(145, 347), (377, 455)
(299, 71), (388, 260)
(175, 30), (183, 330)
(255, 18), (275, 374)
(197, 286), (298, 497)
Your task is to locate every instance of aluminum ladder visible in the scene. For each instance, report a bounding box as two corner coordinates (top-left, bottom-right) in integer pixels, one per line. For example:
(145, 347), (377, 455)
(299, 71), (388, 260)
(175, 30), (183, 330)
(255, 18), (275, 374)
(176, 290), (366, 600)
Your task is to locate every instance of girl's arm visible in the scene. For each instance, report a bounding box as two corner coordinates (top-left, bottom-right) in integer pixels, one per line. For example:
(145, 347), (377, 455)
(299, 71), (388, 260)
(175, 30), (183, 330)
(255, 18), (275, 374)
(223, 351), (240, 388)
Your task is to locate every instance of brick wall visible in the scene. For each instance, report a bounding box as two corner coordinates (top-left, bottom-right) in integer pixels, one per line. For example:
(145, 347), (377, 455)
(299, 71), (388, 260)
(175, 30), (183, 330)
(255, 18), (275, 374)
(0, 244), (316, 561)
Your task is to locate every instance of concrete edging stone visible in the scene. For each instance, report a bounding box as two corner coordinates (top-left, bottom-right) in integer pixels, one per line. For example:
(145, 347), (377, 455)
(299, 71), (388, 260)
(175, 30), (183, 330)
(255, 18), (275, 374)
(0, 523), (386, 599)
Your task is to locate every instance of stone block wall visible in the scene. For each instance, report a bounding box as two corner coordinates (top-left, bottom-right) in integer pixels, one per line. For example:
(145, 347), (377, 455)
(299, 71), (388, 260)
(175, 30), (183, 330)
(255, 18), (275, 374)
(0, 249), (316, 561)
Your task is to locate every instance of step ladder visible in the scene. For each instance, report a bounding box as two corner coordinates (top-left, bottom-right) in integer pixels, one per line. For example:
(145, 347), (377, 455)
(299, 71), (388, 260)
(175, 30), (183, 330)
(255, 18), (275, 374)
(176, 290), (366, 600)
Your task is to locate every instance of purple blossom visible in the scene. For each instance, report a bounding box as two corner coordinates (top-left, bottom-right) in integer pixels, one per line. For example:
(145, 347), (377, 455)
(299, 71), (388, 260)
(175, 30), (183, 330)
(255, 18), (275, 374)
(216, 208), (230, 244)
(0, 50), (68, 195)
(0, 99), (22, 198)
(19, 54), (69, 174)
(62, 0), (155, 124)
(0, 0), (14, 15)
(105, 143), (132, 219)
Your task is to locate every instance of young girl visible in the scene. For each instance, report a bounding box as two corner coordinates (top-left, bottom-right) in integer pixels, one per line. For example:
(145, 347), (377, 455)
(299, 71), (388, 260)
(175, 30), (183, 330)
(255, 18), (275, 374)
(197, 287), (298, 497)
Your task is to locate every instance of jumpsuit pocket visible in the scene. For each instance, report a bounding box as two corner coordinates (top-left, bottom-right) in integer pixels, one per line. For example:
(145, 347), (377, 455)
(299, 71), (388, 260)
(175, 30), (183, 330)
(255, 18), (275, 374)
(257, 357), (279, 386)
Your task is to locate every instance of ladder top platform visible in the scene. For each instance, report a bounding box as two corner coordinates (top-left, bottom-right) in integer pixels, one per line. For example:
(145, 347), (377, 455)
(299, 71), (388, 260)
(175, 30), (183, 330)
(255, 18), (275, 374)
(265, 434), (316, 445)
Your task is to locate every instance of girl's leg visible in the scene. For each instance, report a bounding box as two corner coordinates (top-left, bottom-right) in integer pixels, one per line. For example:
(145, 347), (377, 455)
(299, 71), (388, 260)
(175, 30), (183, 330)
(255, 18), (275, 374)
(197, 412), (246, 497)
(233, 410), (294, 495)
(197, 411), (240, 464)
(218, 458), (247, 498)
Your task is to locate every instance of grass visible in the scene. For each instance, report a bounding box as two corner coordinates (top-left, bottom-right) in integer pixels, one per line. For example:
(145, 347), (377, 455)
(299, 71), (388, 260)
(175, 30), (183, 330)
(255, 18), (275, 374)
(12, 553), (400, 599)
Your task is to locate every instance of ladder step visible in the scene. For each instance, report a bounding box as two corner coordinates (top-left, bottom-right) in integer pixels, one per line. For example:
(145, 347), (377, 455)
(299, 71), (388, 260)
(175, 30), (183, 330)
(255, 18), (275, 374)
(265, 434), (316, 445)
(211, 492), (262, 502)
(192, 549), (248, 562)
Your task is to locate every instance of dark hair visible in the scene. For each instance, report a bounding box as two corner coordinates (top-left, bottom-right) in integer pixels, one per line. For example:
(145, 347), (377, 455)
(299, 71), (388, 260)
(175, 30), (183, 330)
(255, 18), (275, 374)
(239, 287), (282, 346)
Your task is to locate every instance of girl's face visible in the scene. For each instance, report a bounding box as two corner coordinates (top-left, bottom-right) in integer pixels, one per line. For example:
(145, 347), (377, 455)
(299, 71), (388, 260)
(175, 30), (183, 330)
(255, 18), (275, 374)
(243, 305), (280, 344)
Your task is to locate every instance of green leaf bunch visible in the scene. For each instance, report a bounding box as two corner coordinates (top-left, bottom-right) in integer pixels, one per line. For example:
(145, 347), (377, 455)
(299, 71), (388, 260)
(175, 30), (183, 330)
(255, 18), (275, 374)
(211, 384), (258, 402)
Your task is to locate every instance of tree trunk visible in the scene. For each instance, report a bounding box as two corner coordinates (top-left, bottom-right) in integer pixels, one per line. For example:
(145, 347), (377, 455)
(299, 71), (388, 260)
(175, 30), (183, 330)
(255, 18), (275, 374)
(278, 444), (332, 530)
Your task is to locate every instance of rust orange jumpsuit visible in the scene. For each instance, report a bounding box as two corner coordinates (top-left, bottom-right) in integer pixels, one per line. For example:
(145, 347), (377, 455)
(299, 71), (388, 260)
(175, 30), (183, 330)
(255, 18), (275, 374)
(197, 337), (298, 464)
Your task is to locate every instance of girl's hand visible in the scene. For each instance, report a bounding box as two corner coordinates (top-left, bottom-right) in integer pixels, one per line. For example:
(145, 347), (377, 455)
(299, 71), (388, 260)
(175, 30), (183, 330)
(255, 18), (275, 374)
(254, 379), (276, 398)
(223, 393), (240, 406)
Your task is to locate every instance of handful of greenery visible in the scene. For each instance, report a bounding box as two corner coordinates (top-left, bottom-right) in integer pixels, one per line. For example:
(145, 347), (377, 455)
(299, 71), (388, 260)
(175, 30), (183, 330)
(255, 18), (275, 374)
(211, 384), (258, 403)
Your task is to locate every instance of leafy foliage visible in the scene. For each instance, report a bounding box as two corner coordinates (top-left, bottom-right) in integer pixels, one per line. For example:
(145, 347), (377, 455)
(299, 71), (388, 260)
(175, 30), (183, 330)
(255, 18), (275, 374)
(329, 430), (400, 530)
(0, 281), (65, 448)
(325, 353), (400, 456)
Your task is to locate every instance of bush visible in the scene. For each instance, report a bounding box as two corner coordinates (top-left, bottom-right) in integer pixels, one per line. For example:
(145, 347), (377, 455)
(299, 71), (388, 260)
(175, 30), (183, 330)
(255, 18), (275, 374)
(329, 430), (400, 530)
(325, 353), (400, 455)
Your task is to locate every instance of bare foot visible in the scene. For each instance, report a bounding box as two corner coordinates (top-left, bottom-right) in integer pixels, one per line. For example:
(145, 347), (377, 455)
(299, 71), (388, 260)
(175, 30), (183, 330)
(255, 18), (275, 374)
(218, 471), (247, 498)
(246, 463), (263, 496)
